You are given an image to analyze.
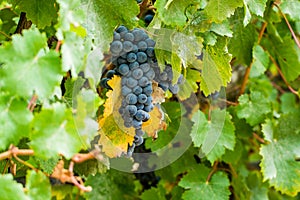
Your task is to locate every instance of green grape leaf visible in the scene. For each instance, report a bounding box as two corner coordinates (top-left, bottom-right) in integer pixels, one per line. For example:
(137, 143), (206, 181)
(263, 35), (300, 82)
(0, 29), (62, 99)
(280, 0), (300, 21)
(171, 32), (203, 69)
(200, 38), (232, 96)
(228, 8), (257, 65)
(191, 109), (235, 163)
(178, 68), (201, 100)
(247, 172), (269, 200)
(260, 114), (300, 196)
(141, 186), (167, 200)
(0, 93), (33, 150)
(60, 31), (85, 76)
(179, 164), (231, 200)
(236, 91), (272, 126)
(250, 44), (269, 78)
(27, 156), (60, 174)
(244, 0), (268, 17)
(30, 103), (83, 159)
(16, 0), (58, 28)
(155, 0), (200, 27)
(26, 170), (51, 200)
(56, 0), (85, 31)
(204, 0), (243, 23)
(81, 0), (139, 51)
(84, 170), (137, 200)
(0, 174), (29, 200)
(0, 8), (17, 40)
(280, 93), (298, 114)
(73, 89), (102, 148)
(210, 20), (233, 37)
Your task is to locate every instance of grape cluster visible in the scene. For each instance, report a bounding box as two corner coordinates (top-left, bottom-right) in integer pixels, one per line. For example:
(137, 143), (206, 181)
(108, 25), (157, 156)
(99, 25), (183, 156)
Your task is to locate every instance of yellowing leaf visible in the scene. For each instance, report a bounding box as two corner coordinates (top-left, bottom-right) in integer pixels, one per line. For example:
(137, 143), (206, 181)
(98, 76), (135, 157)
(152, 81), (165, 104)
(143, 105), (167, 139)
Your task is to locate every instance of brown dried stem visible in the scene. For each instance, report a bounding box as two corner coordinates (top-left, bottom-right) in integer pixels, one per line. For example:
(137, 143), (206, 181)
(274, 3), (300, 49)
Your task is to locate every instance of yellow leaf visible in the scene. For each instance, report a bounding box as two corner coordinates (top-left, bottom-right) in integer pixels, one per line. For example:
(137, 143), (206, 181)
(142, 105), (167, 139)
(152, 81), (165, 104)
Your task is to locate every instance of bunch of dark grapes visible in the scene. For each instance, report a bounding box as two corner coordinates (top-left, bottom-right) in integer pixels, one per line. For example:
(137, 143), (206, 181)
(100, 25), (184, 156)
(101, 25), (157, 156)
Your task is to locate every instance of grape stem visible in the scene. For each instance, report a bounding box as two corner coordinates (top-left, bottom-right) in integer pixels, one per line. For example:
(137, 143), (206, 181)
(0, 145), (99, 192)
(239, 21), (268, 97)
(268, 54), (299, 97)
(206, 161), (218, 183)
(273, 2), (300, 49)
(55, 40), (62, 52)
(253, 133), (266, 144)
(27, 94), (38, 112)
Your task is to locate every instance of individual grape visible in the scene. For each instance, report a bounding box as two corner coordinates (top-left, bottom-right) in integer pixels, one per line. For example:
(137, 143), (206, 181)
(121, 77), (128, 85)
(127, 52), (137, 63)
(169, 84), (179, 94)
(106, 70), (116, 78)
(121, 86), (132, 96)
(116, 25), (128, 33)
(159, 71), (168, 81)
(136, 52), (147, 63)
(144, 96), (152, 105)
(138, 77), (149, 87)
(132, 68), (143, 79)
(132, 45), (139, 53)
(135, 129), (145, 136)
(144, 104), (154, 112)
(145, 68), (155, 80)
(119, 107), (125, 115)
(177, 74), (184, 84)
(113, 32), (121, 40)
(129, 61), (139, 70)
(110, 41), (123, 54)
(145, 38), (155, 47)
(135, 110), (147, 121)
(144, 14), (154, 24)
(136, 103), (144, 110)
(146, 47), (155, 57)
(126, 77), (138, 88)
(142, 112), (150, 122)
(124, 116), (133, 123)
(133, 86), (143, 95)
(123, 41), (133, 52)
(138, 93), (147, 103)
(126, 93), (138, 104)
(125, 105), (138, 116)
(118, 64), (129, 76)
(137, 41), (147, 51)
(124, 121), (133, 128)
(136, 0), (142, 3)
(100, 78), (111, 89)
(124, 32), (134, 42)
(141, 32), (149, 40)
(132, 29), (144, 42)
(158, 82), (168, 91)
(132, 119), (142, 129)
(143, 84), (153, 96)
(134, 135), (144, 146)
(140, 63), (150, 72)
